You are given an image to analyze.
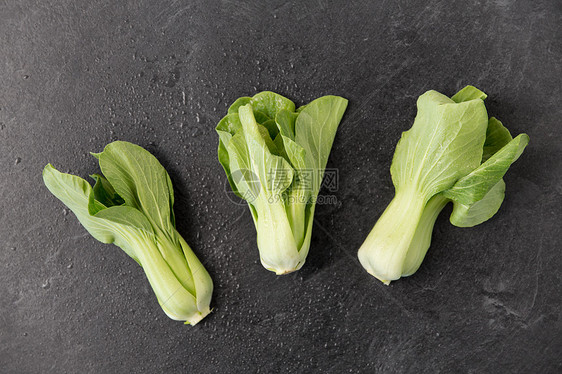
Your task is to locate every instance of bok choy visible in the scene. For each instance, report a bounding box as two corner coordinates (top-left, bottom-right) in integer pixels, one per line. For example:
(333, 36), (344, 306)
(217, 91), (347, 274)
(358, 86), (529, 284)
(43, 141), (213, 324)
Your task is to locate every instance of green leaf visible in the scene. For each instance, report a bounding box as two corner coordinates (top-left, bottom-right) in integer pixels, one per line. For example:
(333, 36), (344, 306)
(228, 97), (251, 115)
(217, 113), (243, 137)
(87, 191), (107, 215)
(282, 136), (307, 172)
(280, 135), (311, 204)
(257, 123), (280, 156)
(216, 112), (274, 196)
(90, 174), (125, 207)
(229, 92), (295, 122)
(273, 133), (288, 160)
(96, 141), (175, 233)
(294, 95), (348, 195)
(238, 104), (294, 195)
(451, 85), (487, 103)
(260, 119), (280, 140)
(43, 164), (147, 263)
(442, 134), (529, 205)
(450, 179), (506, 227)
(482, 117), (513, 162)
(390, 90), (489, 198)
(94, 205), (155, 234)
(216, 114), (243, 198)
(227, 133), (262, 204)
(275, 109), (298, 140)
(252, 110), (272, 125)
(249, 91), (296, 119)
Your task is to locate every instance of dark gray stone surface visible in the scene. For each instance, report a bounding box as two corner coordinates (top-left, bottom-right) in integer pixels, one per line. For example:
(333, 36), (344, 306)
(1, 1), (560, 373)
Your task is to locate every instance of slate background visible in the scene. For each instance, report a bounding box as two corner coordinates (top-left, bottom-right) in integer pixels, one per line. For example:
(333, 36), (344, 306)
(1, 1), (561, 373)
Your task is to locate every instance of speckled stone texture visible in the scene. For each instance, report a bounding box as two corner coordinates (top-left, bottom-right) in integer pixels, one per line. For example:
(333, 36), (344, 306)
(1, 1), (560, 373)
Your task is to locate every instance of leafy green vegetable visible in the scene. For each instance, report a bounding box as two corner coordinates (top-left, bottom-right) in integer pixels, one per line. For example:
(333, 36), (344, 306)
(217, 92), (347, 274)
(43, 141), (213, 325)
(358, 86), (529, 284)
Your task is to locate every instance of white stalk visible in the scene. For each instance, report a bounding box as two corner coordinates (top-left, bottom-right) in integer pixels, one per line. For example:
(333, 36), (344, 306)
(358, 188), (427, 284)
